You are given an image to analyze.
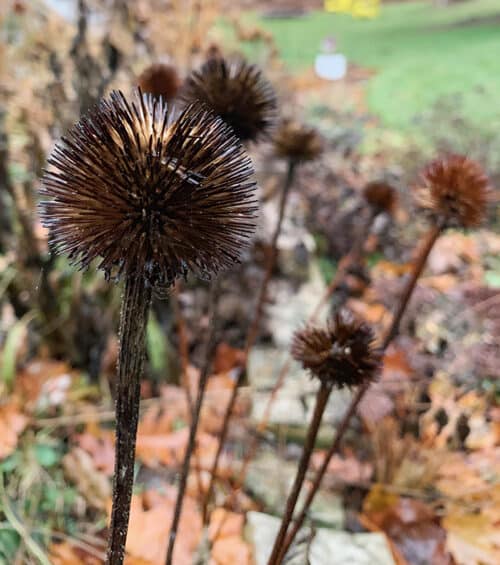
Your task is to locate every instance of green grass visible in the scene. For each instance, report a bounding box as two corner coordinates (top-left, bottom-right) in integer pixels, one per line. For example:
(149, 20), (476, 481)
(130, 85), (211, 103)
(232, 0), (500, 132)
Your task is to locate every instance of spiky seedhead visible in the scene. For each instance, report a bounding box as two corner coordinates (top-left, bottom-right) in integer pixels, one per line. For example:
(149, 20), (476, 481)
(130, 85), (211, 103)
(291, 310), (381, 388)
(274, 119), (323, 163)
(419, 154), (490, 229)
(137, 63), (181, 102)
(40, 90), (256, 288)
(181, 57), (277, 143)
(363, 181), (397, 214)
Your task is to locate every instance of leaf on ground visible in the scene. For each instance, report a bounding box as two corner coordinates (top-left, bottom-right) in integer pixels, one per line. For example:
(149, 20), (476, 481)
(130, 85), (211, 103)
(0, 399), (28, 459)
(75, 425), (115, 476)
(49, 541), (101, 565)
(362, 484), (453, 565)
(310, 452), (373, 485)
(123, 488), (202, 565)
(63, 447), (111, 510)
(208, 509), (251, 565)
(213, 343), (246, 374)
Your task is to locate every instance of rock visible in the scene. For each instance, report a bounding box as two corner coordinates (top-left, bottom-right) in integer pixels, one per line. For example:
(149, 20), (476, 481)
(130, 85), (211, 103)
(246, 512), (395, 565)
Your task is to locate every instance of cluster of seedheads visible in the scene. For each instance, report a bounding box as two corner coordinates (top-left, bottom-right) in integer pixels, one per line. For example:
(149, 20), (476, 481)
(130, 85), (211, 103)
(39, 46), (493, 565)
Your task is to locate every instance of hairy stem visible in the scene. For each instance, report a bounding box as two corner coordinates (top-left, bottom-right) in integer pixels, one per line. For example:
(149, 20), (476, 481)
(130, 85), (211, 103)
(278, 222), (443, 560)
(267, 382), (332, 565)
(106, 275), (151, 565)
(165, 283), (219, 564)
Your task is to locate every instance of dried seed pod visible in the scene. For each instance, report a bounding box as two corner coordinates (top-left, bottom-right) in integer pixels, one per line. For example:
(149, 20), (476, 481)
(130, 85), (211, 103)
(40, 90), (257, 288)
(137, 62), (181, 102)
(291, 310), (381, 388)
(419, 154), (490, 228)
(181, 57), (277, 142)
(363, 181), (397, 214)
(274, 119), (323, 163)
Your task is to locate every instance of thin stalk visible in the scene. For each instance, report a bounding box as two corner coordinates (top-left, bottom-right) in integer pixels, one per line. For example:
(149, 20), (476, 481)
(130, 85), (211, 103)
(203, 159), (297, 525)
(278, 222), (443, 561)
(246, 158), (296, 352)
(165, 283), (219, 565)
(106, 275), (152, 565)
(266, 382), (332, 565)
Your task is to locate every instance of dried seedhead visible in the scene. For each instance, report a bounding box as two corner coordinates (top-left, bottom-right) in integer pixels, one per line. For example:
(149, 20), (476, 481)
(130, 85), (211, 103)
(137, 63), (181, 103)
(363, 181), (397, 214)
(181, 56), (277, 142)
(274, 119), (323, 163)
(40, 90), (256, 288)
(291, 310), (381, 388)
(419, 154), (490, 228)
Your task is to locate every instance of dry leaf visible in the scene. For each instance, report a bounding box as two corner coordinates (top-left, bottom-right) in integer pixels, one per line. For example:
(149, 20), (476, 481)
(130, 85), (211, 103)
(0, 399), (29, 459)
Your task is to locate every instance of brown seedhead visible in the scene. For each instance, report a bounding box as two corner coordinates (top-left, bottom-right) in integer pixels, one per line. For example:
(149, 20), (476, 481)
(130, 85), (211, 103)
(40, 89), (257, 288)
(181, 56), (277, 142)
(274, 119), (323, 163)
(419, 154), (490, 228)
(363, 180), (397, 214)
(137, 62), (181, 102)
(291, 310), (381, 388)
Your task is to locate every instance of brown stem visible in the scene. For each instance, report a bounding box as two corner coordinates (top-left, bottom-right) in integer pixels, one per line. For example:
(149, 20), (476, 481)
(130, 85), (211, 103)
(202, 159), (297, 525)
(267, 382), (332, 565)
(165, 283), (219, 565)
(278, 222), (443, 560)
(202, 365), (244, 525)
(106, 275), (152, 565)
(246, 158), (296, 353)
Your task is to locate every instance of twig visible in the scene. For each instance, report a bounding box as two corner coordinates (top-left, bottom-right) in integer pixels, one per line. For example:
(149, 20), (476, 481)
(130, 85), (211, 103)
(165, 282), (220, 565)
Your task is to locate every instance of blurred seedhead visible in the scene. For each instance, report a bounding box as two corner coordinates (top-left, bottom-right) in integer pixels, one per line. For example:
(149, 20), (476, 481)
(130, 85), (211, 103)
(181, 56), (277, 143)
(363, 180), (397, 215)
(273, 118), (323, 163)
(418, 154), (490, 229)
(137, 62), (181, 103)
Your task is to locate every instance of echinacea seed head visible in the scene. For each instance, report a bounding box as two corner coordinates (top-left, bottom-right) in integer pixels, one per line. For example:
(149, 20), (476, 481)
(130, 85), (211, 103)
(363, 181), (397, 214)
(418, 154), (490, 229)
(291, 310), (381, 388)
(40, 89), (257, 288)
(273, 119), (323, 163)
(180, 56), (277, 143)
(137, 62), (181, 102)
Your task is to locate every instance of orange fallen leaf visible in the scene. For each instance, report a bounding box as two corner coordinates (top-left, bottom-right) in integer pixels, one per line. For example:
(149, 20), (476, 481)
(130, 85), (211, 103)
(0, 399), (29, 459)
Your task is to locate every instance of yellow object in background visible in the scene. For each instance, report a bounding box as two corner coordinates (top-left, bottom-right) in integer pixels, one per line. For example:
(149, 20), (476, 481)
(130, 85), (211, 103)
(325, 0), (380, 19)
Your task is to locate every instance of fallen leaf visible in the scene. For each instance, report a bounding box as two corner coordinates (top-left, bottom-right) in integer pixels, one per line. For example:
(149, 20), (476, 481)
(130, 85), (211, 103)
(213, 343), (246, 374)
(0, 399), (28, 459)
(76, 427), (115, 476)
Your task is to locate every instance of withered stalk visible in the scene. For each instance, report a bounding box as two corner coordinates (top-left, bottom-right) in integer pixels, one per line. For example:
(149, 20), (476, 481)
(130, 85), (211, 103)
(165, 284), (219, 565)
(106, 275), (152, 565)
(275, 221), (443, 563)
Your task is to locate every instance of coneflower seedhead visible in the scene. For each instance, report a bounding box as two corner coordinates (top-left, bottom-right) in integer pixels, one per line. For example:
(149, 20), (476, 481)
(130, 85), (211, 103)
(181, 57), (277, 143)
(419, 154), (490, 228)
(363, 181), (397, 214)
(40, 90), (256, 288)
(274, 119), (323, 163)
(291, 310), (381, 388)
(137, 62), (181, 102)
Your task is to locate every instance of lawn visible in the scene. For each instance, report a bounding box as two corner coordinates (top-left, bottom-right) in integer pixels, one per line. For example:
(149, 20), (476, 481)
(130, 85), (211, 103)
(231, 0), (500, 132)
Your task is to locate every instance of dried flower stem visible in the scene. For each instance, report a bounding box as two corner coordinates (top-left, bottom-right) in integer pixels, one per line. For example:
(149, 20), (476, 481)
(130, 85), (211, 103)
(165, 283), (219, 565)
(266, 382), (332, 565)
(247, 158), (297, 351)
(276, 221), (444, 562)
(106, 276), (152, 565)
(203, 159), (297, 524)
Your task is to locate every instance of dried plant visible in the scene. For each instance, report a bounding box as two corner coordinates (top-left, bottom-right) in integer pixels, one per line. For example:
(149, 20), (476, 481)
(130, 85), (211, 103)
(363, 180), (397, 215)
(181, 56), (277, 142)
(276, 155), (493, 560)
(418, 153), (490, 228)
(137, 62), (181, 103)
(273, 119), (324, 163)
(40, 89), (256, 565)
(267, 310), (380, 565)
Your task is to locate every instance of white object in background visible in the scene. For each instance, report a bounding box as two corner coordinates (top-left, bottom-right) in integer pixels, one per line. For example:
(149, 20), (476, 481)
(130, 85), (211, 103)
(315, 53), (347, 80)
